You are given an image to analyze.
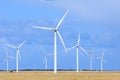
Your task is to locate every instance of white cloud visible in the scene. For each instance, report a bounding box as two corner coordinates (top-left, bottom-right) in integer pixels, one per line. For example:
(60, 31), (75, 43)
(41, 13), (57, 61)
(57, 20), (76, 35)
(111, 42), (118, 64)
(5, 0), (120, 24)
(39, 0), (120, 24)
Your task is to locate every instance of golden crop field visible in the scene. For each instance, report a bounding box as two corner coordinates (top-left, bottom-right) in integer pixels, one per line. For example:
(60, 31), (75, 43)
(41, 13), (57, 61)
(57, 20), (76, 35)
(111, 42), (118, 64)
(0, 71), (120, 80)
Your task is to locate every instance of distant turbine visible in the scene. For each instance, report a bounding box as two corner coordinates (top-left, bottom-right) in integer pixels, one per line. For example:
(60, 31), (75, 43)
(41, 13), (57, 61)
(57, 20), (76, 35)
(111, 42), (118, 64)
(97, 50), (106, 71)
(6, 40), (27, 72)
(32, 10), (69, 73)
(41, 47), (52, 70)
(87, 49), (95, 70)
(67, 33), (88, 73)
(2, 48), (15, 71)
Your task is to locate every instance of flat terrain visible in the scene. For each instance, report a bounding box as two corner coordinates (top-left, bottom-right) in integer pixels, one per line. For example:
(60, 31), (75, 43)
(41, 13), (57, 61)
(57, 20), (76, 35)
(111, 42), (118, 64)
(0, 71), (120, 80)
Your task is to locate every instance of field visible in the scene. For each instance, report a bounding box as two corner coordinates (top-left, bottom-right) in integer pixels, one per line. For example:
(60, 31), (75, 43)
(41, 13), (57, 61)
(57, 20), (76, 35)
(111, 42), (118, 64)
(0, 71), (120, 80)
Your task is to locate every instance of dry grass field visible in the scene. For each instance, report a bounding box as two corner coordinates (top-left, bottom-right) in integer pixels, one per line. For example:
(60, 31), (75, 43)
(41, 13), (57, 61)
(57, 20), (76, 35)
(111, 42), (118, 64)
(0, 71), (120, 80)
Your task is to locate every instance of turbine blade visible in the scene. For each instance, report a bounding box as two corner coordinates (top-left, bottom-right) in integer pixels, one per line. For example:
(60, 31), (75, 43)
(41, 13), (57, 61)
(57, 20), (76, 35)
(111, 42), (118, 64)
(40, 47), (52, 56)
(6, 44), (16, 49)
(102, 50), (105, 57)
(4, 48), (15, 60)
(40, 47), (48, 55)
(79, 46), (88, 55)
(56, 9), (69, 30)
(42, 57), (47, 64)
(96, 57), (101, 59)
(18, 40), (27, 48)
(9, 56), (16, 59)
(77, 33), (80, 45)
(103, 58), (106, 64)
(47, 54), (52, 56)
(32, 26), (53, 30)
(67, 46), (76, 51)
(57, 31), (67, 52)
(87, 48), (95, 55)
(4, 48), (8, 57)
(2, 58), (7, 64)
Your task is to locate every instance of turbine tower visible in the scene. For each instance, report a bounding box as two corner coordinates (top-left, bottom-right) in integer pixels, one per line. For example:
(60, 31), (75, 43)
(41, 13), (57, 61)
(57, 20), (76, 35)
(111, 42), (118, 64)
(6, 40), (27, 72)
(87, 49), (95, 70)
(32, 10), (69, 73)
(97, 50), (106, 71)
(41, 47), (52, 70)
(2, 48), (15, 71)
(67, 33), (88, 73)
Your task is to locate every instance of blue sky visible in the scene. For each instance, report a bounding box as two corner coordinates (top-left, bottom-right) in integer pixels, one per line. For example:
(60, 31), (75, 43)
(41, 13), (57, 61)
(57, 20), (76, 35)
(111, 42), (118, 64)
(0, 0), (120, 70)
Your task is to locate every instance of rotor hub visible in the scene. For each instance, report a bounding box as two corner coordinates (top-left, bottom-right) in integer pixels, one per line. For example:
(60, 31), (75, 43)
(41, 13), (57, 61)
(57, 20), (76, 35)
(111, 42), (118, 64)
(76, 45), (79, 48)
(54, 29), (57, 32)
(16, 48), (19, 50)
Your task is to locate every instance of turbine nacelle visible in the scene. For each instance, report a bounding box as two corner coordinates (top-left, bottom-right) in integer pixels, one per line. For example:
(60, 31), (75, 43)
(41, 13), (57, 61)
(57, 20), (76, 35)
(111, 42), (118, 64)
(76, 45), (79, 48)
(53, 28), (58, 32)
(87, 49), (95, 55)
(16, 48), (19, 50)
(88, 51), (92, 54)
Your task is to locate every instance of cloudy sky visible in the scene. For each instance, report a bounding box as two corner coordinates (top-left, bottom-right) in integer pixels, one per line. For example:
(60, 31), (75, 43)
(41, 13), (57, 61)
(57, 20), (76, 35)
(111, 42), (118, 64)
(0, 0), (120, 70)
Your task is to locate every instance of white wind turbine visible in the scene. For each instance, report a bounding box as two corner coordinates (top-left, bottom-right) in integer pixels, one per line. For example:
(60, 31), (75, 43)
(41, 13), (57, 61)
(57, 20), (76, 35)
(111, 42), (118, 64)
(2, 48), (15, 71)
(6, 40), (27, 72)
(87, 49), (95, 70)
(97, 50), (106, 71)
(67, 33), (88, 73)
(41, 47), (52, 70)
(32, 10), (69, 73)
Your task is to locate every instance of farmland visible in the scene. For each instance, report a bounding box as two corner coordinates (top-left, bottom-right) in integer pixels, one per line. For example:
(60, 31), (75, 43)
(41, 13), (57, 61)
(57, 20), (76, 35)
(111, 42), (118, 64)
(0, 71), (120, 80)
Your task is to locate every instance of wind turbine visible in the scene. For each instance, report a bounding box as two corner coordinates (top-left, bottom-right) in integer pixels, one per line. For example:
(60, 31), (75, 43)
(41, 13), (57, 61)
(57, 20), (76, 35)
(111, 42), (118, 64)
(87, 49), (95, 71)
(67, 33), (88, 73)
(2, 48), (15, 71)
(41, 47), (52, 70)
(97, 50), (106, 71)
(32, 10), (69, 73)
(6, 40), (27, 72)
